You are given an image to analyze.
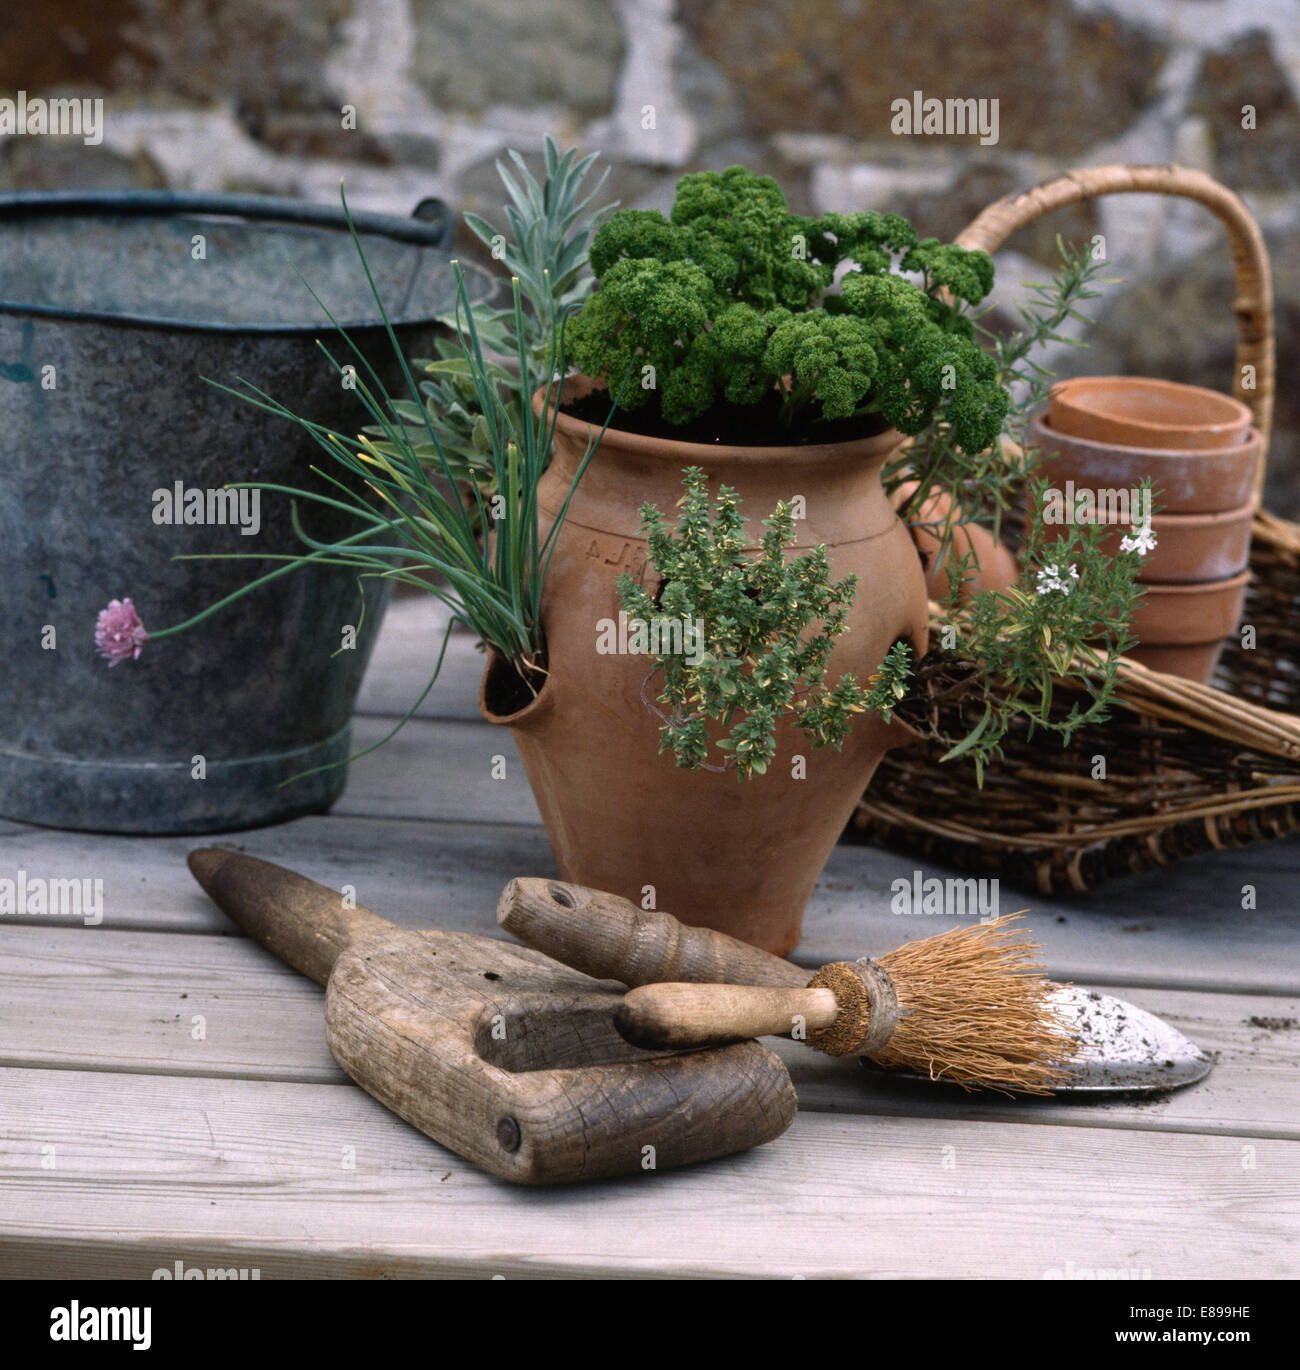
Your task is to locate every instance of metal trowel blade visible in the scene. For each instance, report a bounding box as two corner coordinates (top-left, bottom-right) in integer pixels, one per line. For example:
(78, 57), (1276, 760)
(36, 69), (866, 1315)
(1045, 984), (1212, 1093)
(861, 984), (1212, 1095)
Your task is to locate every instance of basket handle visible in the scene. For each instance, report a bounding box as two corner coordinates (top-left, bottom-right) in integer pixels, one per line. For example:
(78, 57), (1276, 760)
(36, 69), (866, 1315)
(956, 163), (1274, 490)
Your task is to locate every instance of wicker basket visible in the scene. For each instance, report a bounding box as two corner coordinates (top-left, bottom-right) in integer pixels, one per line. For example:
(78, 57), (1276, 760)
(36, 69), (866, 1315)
(856, 163), (1300, 895)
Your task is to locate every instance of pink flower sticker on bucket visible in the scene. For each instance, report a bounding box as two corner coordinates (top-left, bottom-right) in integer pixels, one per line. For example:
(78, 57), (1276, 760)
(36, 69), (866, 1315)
(95, 598), (149, 665)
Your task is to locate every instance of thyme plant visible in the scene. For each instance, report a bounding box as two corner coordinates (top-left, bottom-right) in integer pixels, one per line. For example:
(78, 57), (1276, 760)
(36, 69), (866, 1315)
(618, 468), (911, 779)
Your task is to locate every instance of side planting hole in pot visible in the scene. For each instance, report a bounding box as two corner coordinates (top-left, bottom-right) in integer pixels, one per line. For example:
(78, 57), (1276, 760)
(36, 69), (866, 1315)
(484, 650), (548, 718)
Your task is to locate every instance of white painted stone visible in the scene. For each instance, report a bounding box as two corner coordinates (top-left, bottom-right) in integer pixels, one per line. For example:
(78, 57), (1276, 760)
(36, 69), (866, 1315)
(810, 161), (954, 215)
(326, 0), (427, 127)
(583, 0), (696, 166)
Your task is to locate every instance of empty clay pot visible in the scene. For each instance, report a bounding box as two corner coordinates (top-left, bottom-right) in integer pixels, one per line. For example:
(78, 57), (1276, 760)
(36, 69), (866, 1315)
(479, 376), (930, 956)
(1124, 571), (1250, 683)
(1050, 376), (1253, 451)
(1031, 414), (1262, 515)
(896, 481), (1020, 602)
(1037, 496), (1255, 584)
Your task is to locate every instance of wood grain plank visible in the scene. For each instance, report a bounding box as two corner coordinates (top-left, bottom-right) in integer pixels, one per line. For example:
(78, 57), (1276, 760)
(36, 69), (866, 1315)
(357, 597), (485, 723)
(0, 926), (335, 1084)
(2, 927), (1297, 1139)
(338, 716), (534, 823)
(2, 814), (1297, 993)
(804, 840), (1300, 994)
(0, 1066), (1293, 1279)
(0, 815), (556, 938)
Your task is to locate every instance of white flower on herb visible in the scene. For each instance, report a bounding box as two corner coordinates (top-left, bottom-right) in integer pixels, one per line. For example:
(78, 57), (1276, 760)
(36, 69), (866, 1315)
(1120, 522), (1158, 556)
(1036, 563), (1078, 597)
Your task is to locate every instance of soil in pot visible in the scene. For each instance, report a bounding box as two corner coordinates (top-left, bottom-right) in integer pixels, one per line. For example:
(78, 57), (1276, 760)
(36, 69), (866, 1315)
(481, 651), (549, 720)
(562, 385), (892, 448)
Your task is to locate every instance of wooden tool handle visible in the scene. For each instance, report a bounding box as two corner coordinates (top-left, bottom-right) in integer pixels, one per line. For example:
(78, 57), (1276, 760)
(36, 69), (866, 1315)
(188, 848), (393, 987)
(496, 878), (809, 989)
(615, 983), (838, 1049)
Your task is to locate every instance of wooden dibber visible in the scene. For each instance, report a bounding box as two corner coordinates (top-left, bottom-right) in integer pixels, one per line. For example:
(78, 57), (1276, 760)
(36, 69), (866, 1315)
(497, 876), (810, 990)
(187, 851), (797, 1184)
(499, 878), (1076, 1094)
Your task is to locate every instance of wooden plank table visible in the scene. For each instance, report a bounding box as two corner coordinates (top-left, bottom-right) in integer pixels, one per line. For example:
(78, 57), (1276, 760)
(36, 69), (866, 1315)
(2, 598), (1297, 1279)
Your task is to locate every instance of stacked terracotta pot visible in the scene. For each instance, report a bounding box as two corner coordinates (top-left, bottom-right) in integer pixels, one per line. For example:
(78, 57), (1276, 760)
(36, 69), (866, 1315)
(1033, 377), (1260, 682)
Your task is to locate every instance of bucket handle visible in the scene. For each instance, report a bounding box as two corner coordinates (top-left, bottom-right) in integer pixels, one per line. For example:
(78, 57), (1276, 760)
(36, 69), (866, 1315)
(0, 189), (454, 250)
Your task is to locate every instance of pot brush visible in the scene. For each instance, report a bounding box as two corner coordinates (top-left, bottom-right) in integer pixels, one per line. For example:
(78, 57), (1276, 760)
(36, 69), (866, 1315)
(497, 879), (1075, 1093)
(614, 914), (1077, 1093)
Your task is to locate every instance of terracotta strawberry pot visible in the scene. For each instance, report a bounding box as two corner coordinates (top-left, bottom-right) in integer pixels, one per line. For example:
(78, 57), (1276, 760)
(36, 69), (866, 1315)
(1050, 376), (1253, 451)
(1031, 415), (1262, 515)
(1037, 497), (1256, 584)
(479, 376), (930, 955)
(1125, 571), (1250, 683)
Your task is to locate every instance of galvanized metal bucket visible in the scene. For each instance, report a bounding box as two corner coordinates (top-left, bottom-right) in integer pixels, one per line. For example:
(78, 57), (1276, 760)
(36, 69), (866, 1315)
(0, 190), (486, 833)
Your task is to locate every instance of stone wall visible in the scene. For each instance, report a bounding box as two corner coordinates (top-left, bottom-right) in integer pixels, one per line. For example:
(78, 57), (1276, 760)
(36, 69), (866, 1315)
(3, 0), (1297, 511)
